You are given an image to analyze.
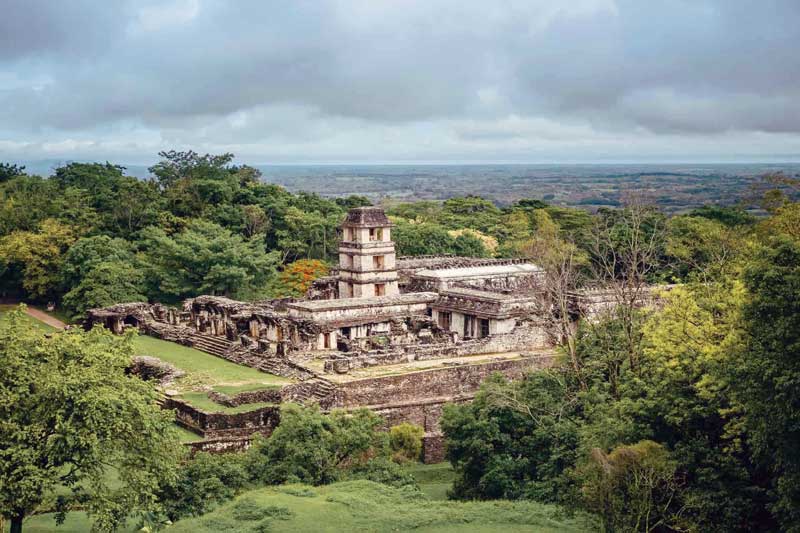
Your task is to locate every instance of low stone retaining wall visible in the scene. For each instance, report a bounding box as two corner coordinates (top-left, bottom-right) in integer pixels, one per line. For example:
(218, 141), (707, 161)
(332, 355), (554, 408)
(164, 397), (280, 439)
(184, 436), (253, 454)
(207, 388), (282, 407)
(331, 355), (555, 463)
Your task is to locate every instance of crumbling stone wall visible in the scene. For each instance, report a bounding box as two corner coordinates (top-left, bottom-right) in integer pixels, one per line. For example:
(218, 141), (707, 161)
(164, 397), (280, 439)
(128, 356), (185, 386)
(332, 356), (554, 408)
(207, 388), (282, 408)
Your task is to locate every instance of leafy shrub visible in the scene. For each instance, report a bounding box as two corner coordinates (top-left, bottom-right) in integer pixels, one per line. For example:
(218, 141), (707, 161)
(231, 498), (293, 522)
(345, 458), (418, 488)
(389, 423), (424, 463)
(246, 404), (389, 486)
(161, 452), (249, 521)
(576, 440), (690, 532)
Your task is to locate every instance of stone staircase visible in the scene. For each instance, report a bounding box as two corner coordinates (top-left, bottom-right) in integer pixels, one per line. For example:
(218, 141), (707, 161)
(189, 334), (235, 358)
(282, 378), (338, 406)
(140, 321), (321, 387)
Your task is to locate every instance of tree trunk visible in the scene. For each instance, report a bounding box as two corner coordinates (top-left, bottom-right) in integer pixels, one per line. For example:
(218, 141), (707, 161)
(10, 513), (23, 533)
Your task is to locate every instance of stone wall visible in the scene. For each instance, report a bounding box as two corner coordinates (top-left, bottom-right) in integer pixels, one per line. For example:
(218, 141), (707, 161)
(164, 397), (280, 439)
(333, 356), (555, 463)
(184, 436), (253, 454)
(323, 319), (551, 374)
(332, 355), (555, 408)
(207, 388), (282, 408)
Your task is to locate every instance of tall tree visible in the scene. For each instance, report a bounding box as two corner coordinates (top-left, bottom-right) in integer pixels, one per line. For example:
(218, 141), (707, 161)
(0, 219), (77, 300)
(0, 163), (25, 183)
(141, 219), (279, 300)
(589, 197), (667, 370)
(521, 210), (586, 384)
(732, 237), (800, 531)
(0, 307), (182, 532)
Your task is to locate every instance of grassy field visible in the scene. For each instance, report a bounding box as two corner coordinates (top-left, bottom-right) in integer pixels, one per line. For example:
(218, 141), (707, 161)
(403, 462), (457, 501)
(165, 480), (596, 533)
(2, 512), (141, 533)
(131, 334), (291, 412)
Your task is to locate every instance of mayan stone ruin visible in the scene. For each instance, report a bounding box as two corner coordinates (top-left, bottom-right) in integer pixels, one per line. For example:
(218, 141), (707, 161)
(88, 205), (665, 462)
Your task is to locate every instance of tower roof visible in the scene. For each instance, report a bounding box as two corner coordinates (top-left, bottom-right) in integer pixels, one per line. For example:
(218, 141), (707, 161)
(342, 206), (393, 227)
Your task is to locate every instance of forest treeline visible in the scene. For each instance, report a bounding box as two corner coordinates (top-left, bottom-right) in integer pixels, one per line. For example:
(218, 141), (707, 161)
(0, 151), (778, 319)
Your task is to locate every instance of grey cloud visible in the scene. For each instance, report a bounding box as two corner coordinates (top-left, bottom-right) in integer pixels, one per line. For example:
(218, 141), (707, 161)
(1, 0), (800, 162)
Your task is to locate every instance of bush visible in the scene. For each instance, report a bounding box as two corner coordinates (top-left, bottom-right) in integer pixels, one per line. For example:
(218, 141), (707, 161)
(345, 458), (418, 488)
(246, 404), (389, 486)
(389, 423), (424, 463)
(231, 498), (293, 522)
(576, 440), (690, 532)
(161, 452), (250, 521)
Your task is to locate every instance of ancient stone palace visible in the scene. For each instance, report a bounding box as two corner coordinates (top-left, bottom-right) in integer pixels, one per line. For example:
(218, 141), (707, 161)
(88, 206), (659, 461)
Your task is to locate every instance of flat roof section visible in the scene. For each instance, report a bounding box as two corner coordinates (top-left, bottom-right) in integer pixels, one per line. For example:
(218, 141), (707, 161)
(413, 263), (543, 280)
(286, 292), (438, 313)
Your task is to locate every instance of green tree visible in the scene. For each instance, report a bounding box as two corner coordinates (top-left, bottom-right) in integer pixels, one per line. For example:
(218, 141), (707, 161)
(577, 440), (687, 533)
(247, 404), (388, 486)
(0, 307), (182, 532)
(0, 219), (77, 300)
(0, 163), (25, 183)
(732, 238), (800, 531)
(665, 215), (742, 282)
(160, 453), (249, 521)
(141, 219), (279, 300)
(389, 423), (424, 463)
(62, 261), (147, 318)
(689, 204), (756, 227)
(442, 372), (580, 502)
(440, 196), (502, 233)
(0, 175), (58, 234)
(59, 235), (137, 291)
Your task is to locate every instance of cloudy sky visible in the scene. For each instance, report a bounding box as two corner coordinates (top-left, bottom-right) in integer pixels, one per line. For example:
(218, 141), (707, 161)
(2, 0), (800, 165)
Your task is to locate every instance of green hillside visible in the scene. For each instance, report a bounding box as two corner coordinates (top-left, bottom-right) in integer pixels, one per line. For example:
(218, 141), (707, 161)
(165, 480), (595, 533)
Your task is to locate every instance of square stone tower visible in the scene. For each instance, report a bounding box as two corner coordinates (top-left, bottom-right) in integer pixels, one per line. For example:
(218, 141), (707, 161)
(337, 206), (400, 298)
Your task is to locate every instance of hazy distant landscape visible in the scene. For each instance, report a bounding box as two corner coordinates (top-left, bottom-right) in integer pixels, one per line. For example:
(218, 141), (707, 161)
(17, 160), (800, 213)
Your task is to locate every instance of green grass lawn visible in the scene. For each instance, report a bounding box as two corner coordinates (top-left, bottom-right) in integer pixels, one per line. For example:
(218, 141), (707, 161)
(132, 334), (291, 412)
(175, 424), (203, 442)
(2, 512), (141, 533)
(0, 304), (55, 332)
(176, 391), (277, 414)
(402, 462), (456, 501)
(166, 480), (596, 533)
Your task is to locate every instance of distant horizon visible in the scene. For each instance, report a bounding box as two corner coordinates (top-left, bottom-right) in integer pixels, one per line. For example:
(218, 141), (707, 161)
(11, 157), (800, 171)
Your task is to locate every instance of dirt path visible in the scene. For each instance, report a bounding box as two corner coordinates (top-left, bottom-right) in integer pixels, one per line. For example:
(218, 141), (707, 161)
(25, 306), (67, 329)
